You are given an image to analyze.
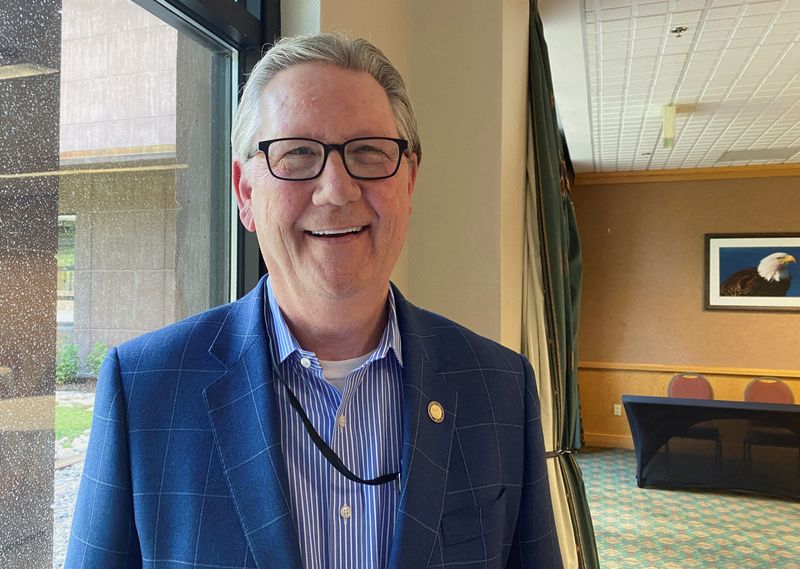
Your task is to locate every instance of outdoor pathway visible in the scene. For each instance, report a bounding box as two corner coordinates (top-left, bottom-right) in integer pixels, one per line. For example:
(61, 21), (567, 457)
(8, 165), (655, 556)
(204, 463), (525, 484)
(54, 391), (94, 465)
(53, 463), (83, 568)
(53, 390), (94, 568)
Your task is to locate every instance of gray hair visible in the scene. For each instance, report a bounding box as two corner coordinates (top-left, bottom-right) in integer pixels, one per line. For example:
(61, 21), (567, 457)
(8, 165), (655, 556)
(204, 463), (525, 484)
(231, 32), (421, 164)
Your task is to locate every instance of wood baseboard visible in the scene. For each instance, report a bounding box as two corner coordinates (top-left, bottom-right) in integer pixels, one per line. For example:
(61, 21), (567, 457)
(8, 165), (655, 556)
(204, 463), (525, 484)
(574, 163), (800, 186)
(584, 433), (634, 450)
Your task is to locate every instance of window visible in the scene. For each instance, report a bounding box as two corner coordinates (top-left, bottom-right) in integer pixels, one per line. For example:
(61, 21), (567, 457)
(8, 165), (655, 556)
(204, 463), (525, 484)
(0, 0), (272, 566)
(57, 215), (76, 329)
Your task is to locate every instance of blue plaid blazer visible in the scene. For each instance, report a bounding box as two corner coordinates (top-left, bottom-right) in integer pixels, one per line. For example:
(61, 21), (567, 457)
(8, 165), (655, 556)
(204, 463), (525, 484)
(65, 277), (562, 568)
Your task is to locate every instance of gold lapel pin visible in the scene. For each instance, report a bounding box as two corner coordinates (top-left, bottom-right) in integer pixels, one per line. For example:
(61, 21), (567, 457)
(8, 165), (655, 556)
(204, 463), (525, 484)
(428, 401), (445, 423)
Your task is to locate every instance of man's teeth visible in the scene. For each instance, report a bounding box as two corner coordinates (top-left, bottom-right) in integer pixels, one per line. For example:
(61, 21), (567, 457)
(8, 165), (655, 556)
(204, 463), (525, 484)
(310, 226), (364, 236)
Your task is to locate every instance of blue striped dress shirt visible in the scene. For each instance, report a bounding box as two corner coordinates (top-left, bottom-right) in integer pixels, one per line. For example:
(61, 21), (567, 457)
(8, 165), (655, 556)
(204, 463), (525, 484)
(266, 279), (404, 569)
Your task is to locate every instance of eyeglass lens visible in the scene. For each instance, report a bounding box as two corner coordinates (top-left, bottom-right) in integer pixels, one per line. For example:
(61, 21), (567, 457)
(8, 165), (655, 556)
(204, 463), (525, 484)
(267, 138), (402, 180)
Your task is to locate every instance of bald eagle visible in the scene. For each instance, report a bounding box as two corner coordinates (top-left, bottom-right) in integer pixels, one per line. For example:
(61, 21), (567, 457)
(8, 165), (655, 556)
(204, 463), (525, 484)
(720, 252), (796, 296)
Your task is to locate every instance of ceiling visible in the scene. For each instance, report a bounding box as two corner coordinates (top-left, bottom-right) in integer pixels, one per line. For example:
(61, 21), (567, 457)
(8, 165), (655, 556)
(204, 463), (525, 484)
(539, 0), (800, 173)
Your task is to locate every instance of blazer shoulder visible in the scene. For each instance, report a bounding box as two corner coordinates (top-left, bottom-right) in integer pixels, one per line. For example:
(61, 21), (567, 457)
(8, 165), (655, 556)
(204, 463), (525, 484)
(114, 301), (236, 371)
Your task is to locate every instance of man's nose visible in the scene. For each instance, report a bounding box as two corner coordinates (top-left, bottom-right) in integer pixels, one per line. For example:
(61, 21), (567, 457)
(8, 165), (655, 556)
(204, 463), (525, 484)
(311, 150), (361, 207)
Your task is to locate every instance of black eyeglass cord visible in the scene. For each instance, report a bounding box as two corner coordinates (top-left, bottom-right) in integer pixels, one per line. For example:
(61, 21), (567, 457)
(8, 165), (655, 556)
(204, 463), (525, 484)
(264, 297), (399, 487)
(283, 384), (399, 486)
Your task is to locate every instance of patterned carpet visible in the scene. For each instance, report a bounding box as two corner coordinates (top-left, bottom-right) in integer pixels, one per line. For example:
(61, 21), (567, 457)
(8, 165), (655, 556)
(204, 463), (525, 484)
(575, 447), (800, 569)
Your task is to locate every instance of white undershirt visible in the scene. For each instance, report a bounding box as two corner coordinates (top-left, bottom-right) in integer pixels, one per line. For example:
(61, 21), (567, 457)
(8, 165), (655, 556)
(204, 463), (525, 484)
(319, 351), (373, 392)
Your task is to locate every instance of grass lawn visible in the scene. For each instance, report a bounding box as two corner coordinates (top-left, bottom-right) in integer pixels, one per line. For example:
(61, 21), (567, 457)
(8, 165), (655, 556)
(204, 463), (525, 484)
(55, 405), (93, 447)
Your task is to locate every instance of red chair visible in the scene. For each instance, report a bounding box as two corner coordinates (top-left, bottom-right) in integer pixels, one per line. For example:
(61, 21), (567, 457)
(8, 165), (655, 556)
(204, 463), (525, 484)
(666, 373), (721, 463)
(668, 373), (714, 399)
(745, 377), (794, 404)
(743, 378), (799, 476)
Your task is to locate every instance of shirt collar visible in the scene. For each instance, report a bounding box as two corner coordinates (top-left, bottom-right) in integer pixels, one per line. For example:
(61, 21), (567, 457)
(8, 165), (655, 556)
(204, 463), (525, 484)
(266, 277), (403, 367)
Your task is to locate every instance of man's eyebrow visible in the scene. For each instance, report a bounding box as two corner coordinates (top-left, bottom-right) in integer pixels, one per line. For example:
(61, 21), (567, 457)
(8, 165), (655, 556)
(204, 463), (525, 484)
(264, 132), (401, 142)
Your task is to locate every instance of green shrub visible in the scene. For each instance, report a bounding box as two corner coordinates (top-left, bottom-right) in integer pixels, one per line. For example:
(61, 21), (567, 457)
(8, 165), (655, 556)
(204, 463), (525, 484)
(55, 341), (80, 385)
(85, 341), (110, 376)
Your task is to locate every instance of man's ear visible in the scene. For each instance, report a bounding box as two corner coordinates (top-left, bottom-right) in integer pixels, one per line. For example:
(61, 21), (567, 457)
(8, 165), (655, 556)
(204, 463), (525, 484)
(406, 153), (419, 213)
(232, 159), (256, 232)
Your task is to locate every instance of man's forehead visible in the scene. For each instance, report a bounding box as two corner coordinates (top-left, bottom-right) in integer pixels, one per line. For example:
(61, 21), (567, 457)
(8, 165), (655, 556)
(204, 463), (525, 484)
(263, 62), (383, 105)
(255, 61), (398, 138)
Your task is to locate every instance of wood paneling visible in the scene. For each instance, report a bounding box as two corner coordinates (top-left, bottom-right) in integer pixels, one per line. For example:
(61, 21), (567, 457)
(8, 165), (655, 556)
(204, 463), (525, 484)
(579, 364), (800, 448)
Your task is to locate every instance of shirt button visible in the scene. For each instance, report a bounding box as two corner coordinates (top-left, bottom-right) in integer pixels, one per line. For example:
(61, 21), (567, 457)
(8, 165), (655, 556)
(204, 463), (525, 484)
(339, 504), (352, 520)
(337, 415), (347, 428)
(300, 357), (311, 369)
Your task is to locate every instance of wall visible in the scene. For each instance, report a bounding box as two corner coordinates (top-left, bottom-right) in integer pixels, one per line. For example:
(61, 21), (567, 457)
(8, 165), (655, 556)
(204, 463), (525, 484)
(58, 169), (178, 355)
(60, 0), (177, 160)
(406, 0), (528, 350)
(281, 0), (530, 349)
(574, 174), (800, 446)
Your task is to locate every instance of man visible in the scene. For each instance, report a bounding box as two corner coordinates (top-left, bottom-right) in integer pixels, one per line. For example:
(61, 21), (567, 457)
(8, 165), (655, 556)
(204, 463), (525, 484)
(66, 33), (562, 569)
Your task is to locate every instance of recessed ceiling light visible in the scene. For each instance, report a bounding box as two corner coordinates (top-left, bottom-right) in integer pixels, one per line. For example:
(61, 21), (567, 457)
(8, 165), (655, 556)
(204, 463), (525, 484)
(717, 148), (800, 162)
(663, 105), (677, 148)
(0, 63), (57, 81)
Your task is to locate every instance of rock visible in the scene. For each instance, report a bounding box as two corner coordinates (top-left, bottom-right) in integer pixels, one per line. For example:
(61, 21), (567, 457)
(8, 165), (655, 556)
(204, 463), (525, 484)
(55, 447), (79, 461)
(53, 463), (84, 568)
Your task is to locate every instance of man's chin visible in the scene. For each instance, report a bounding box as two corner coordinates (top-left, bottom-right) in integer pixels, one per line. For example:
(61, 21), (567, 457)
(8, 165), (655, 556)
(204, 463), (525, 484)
(303, 265), (390, 298)
(314, 273), (372, 298)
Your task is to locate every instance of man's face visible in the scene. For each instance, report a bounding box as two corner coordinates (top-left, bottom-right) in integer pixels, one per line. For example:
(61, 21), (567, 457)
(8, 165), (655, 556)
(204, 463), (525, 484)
(233, 62), (417, 303)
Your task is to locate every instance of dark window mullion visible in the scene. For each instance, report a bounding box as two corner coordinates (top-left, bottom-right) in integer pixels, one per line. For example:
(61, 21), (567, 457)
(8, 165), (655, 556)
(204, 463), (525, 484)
(131, 0), (261, 49)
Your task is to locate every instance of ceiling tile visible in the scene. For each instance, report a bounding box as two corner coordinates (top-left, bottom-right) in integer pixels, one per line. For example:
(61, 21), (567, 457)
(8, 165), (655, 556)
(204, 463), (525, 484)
(780, 11), (800, 23)
(601, 19), (632, 32)
(672, 0), (707, 12)
(696, 39), (729, 50)
(744, 1), (782, 16)
(599, 6), (633, 20)
(762, 32), (800, 45)
(732, 25), (768, 39)
(636, 3), (670, 16)
(637, 14), (670, 28)
(708, 6), (744, 19)
(599, 0), (633, 9)
(698, 28), (732, 41)
(740, 13), (775, 27)
(727, 36), (760, 47)
(711, 0), (743, 8)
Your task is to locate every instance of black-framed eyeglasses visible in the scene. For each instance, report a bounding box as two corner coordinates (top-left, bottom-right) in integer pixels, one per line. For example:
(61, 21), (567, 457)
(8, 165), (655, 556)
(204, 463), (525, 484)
(254, 137), (410, 181)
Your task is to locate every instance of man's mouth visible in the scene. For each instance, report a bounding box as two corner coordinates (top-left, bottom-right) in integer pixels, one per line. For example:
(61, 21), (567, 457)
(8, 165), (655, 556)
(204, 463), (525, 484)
(307, 226), (367, 238)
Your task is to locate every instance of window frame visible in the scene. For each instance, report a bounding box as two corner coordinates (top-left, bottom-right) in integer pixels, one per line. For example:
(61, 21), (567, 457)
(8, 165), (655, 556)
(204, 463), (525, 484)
(130, 0), (280, 299)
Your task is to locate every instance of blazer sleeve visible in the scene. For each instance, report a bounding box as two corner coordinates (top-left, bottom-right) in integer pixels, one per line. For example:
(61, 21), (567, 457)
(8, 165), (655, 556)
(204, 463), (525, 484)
(508, 354), (563, 568)
(64, 347), (142, 568)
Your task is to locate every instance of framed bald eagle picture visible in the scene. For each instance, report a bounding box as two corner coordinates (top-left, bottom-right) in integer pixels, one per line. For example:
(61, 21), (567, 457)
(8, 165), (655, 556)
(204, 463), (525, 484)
(706, 233), (800, 312)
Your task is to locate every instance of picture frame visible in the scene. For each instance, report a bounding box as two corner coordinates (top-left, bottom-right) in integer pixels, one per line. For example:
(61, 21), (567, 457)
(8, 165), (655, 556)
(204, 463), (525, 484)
(705, 233), (800, 312)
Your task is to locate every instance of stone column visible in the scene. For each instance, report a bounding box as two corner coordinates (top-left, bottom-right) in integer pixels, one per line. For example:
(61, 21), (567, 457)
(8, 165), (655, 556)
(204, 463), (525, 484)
(174, 34), (231, 318)
(0, 1), (61, 567)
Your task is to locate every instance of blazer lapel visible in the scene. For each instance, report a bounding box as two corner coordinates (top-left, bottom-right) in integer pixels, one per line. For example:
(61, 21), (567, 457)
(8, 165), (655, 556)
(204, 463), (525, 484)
(389, 289), (457, 568)
(203, 280), (302, 569)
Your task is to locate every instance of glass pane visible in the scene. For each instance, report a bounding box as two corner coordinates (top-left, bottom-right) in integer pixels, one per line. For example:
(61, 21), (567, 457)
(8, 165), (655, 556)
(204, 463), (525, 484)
(245, 0), (262, 19)
(0, 0), (234, 567)
(57, 215), (76, 329)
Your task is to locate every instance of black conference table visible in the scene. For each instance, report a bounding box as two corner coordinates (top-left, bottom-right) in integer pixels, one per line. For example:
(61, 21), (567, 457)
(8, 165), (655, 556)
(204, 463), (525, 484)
(622, 395), (800, 499)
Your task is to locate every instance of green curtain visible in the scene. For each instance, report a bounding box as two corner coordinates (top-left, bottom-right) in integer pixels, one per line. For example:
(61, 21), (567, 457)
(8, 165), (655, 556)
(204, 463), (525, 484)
(522, 2), (599, 567)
